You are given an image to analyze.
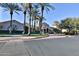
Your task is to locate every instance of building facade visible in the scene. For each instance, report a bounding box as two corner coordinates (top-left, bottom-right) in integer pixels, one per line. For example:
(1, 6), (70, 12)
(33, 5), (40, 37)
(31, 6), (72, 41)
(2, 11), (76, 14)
(0, 20), (24, 31)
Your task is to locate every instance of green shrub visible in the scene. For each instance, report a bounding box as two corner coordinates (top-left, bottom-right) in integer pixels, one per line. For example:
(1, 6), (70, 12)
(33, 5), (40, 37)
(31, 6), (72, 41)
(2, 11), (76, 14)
(53, 28), (62, 33)
(0, 30), (23, 34)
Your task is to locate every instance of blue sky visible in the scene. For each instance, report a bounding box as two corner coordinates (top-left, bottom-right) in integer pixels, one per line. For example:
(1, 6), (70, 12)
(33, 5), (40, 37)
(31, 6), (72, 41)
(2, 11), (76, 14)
(0, 3), (79, 26)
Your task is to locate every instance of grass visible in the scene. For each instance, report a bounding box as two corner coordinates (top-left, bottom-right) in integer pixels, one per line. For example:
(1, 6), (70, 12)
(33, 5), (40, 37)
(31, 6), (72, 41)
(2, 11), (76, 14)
(0, 33), (49, 38)
(22, 34), (49, 38)
(29, 34), (48, 38)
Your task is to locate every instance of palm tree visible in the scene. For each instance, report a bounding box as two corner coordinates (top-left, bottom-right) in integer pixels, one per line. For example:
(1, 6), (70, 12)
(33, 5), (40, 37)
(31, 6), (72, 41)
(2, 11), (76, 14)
(28, 3), (32, 36)
(36, 15), (46, 32)
(28, 3), (40, 35)
(31, 8), (40, 32)
(20, 3), (29, 34)
(0, 3), (21, 34)
(39, 3), (55, 34)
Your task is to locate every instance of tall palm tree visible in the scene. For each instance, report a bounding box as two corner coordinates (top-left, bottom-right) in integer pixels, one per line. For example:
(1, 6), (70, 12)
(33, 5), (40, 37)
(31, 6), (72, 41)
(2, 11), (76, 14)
(28, 3), (32, 36)
(27, 3), (41, 35)
(39, 3), (55, 34)
(36, 15), (46, 32)
(0, 3), (21, 34)
(20, 3), (29, 34)
(31, 8), (40, 32)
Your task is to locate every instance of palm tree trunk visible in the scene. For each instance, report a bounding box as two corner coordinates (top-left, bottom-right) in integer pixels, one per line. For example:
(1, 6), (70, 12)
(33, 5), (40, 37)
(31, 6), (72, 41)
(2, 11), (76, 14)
(28, 13), (31, 35)
(23, 11), (26, 34)
(39, 20), (41, 33)
(34, 20), (36, 32)
(31, 18), (34, 32)
(28, 3), (32, 36)
(9, 11), (13, 34)
(39, 6), (44, 34)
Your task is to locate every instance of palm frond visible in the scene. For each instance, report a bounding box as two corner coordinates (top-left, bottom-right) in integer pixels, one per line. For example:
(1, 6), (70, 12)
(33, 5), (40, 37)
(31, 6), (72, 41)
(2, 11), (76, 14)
(15, 11), (20, 15)
(0, 3), (21, 15)
(45, 3), (55, 10)
(2, 8), (9, 13)
(0, 3), (9, 8)
(20, 3), (29, 12)
(39, 3), (55, 13)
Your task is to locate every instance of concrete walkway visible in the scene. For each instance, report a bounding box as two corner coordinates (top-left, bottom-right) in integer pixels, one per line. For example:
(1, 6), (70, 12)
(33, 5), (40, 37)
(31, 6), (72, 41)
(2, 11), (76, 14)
(0, 34), (68, 41)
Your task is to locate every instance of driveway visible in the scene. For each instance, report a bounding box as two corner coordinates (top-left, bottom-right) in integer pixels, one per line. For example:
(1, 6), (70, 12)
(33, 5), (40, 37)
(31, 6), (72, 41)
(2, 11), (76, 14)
(0, 35), (79, 56)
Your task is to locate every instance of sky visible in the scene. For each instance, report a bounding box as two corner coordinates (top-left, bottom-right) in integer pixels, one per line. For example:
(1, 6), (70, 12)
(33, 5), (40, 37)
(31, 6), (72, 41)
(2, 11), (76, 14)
(1, 3), (79, 27)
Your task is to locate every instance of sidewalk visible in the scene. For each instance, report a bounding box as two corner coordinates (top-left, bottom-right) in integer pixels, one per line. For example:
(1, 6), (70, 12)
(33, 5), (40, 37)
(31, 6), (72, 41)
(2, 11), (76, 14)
(0, 35), (35, 41)
(0, 34), (73, 41)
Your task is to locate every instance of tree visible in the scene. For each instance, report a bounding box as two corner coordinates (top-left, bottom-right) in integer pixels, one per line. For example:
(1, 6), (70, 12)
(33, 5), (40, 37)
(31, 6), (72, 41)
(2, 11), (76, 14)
(0, 3), (21, 34)
(28, 3), (32, 35)
(31, 7), (40, 32)
(60, 17), (79, 34)
(39, 3), (55, 34)
(53, 21), (61, 29)
(53, 21), (62, 33)
(61, 18), (73, 32)
(36, 15), (46, 33)
(20, 3), (29, 34)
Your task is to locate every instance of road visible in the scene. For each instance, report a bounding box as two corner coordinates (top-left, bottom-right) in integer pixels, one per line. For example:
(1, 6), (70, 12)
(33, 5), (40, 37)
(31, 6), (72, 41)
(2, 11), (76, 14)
(0, 35), (79, 56)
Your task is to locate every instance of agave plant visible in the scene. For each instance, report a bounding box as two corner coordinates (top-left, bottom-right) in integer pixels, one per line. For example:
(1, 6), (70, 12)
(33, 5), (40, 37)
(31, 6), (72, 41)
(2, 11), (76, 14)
(0, 3), (21, 34)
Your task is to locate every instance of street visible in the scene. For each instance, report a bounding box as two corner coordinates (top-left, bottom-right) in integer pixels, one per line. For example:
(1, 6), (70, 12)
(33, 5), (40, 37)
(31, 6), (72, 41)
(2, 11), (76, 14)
(0, 35), (79, 56)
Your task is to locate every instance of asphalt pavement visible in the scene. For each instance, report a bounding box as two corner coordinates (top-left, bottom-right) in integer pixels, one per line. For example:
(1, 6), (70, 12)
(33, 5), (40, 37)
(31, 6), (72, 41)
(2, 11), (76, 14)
(0, 35), (79, 56)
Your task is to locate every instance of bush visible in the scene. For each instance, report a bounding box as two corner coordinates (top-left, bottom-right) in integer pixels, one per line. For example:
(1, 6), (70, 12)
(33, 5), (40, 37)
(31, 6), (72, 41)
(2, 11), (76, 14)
(63, 29), (78, 35)
(12, 30), (23, 34)
(53, 28), (62, 33)
(31, 31), (40, 34)
(0, 30), (23, 34)
(70, 29), (77, 35)
(0, 30), (9, 34)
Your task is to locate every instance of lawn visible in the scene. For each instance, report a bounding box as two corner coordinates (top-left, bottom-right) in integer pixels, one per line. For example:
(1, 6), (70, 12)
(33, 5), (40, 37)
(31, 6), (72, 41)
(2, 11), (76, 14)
(0, 34), (49, 38)
(28, 34), (48, 38)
